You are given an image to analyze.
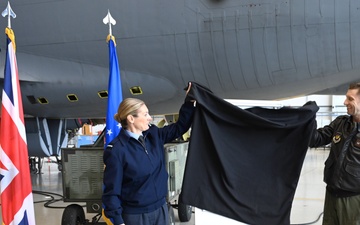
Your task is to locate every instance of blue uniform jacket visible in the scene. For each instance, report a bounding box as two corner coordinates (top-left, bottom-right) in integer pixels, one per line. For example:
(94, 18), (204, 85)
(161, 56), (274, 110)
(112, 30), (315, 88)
(102, 101), (194, 224)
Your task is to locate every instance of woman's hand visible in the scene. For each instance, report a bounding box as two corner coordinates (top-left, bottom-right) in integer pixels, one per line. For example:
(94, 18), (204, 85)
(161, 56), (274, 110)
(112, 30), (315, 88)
(185, 82), (196, 105)
(186, 82), (192, 95)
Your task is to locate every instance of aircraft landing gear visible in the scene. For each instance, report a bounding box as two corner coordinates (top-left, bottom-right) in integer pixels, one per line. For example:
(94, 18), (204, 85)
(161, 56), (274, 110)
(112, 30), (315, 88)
(29, 156), (42, 174)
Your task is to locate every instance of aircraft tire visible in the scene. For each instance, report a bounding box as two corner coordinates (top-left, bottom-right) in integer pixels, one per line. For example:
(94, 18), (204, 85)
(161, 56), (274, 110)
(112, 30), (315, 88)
(168, 204), (175, 225)
(61, 204), (85, 225)
(178, 202), (192, 222)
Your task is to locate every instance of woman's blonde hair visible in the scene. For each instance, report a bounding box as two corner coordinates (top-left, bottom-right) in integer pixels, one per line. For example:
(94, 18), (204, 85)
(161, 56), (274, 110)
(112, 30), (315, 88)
(114, 98), (145, 129)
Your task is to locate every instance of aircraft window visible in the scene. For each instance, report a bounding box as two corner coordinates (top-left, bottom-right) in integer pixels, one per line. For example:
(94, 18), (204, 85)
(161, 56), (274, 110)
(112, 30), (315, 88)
(130, 86), (143, 95)
(98, 91), (108, 98)
(67, 94), (78, 102)
(37, 97), (49, 104)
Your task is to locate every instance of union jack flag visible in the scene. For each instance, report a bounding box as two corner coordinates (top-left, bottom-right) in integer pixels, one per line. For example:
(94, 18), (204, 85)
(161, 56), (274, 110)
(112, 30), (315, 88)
(0, 27), (36, 225)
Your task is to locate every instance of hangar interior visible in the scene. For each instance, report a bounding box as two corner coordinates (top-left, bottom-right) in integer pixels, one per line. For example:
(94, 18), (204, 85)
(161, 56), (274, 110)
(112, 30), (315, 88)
(1, 94), (347, 225)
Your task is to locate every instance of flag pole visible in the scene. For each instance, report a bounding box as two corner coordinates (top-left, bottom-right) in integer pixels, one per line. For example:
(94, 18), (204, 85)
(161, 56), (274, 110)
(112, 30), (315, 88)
(103, 10), (116, 37)
(1, 1), (16, 29)
(102, 10), (123, 148)
(102, 11), (123, 224)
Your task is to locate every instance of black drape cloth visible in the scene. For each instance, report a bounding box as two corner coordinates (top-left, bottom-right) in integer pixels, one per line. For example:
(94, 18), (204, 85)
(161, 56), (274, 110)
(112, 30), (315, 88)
(180, 83), (319, 225)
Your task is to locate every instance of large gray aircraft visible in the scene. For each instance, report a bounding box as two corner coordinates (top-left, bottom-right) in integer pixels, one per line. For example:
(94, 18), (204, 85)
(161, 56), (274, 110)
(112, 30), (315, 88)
(0, 0), (358, 164)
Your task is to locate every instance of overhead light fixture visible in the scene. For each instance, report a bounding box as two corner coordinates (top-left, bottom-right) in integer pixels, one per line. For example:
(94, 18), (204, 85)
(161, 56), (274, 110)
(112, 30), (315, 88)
(67, 94), (78, 102)
(37, 97), (49, 104)
(130, 86), (143, 95)
(97, 90), (108, 98)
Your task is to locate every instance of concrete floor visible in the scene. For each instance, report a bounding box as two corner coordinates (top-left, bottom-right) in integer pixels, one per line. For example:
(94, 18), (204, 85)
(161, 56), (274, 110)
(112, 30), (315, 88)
(1, 148), (327, 225)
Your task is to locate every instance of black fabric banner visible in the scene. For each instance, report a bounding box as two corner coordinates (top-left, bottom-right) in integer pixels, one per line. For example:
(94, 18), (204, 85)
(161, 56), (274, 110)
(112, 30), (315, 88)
(180, 82), (319, 225)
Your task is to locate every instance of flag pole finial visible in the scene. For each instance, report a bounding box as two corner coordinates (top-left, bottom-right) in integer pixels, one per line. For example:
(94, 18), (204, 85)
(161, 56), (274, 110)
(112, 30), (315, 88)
(103, 10), (116, 43)
(2, 1), (16, 28)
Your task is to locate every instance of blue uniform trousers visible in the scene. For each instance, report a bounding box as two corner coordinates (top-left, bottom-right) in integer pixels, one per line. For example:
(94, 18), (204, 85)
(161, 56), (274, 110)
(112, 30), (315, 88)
(122, 203), (169, 225)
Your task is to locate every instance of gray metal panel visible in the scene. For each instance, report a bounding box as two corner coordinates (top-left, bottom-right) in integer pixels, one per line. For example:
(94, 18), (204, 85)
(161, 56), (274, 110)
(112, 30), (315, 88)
(61, 148), (104, 202)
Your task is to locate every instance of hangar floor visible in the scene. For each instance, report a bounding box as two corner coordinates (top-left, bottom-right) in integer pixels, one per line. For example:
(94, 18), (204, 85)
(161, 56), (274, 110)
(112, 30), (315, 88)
(2, 148), (327, 225)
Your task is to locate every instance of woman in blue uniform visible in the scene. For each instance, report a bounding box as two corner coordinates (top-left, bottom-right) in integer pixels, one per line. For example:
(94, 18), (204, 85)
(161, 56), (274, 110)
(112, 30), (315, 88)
(102, 83), (194, 225)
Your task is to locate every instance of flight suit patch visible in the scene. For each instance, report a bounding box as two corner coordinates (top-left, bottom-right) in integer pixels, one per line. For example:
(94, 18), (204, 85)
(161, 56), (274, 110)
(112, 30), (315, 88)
(333, 133), (341, 144)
